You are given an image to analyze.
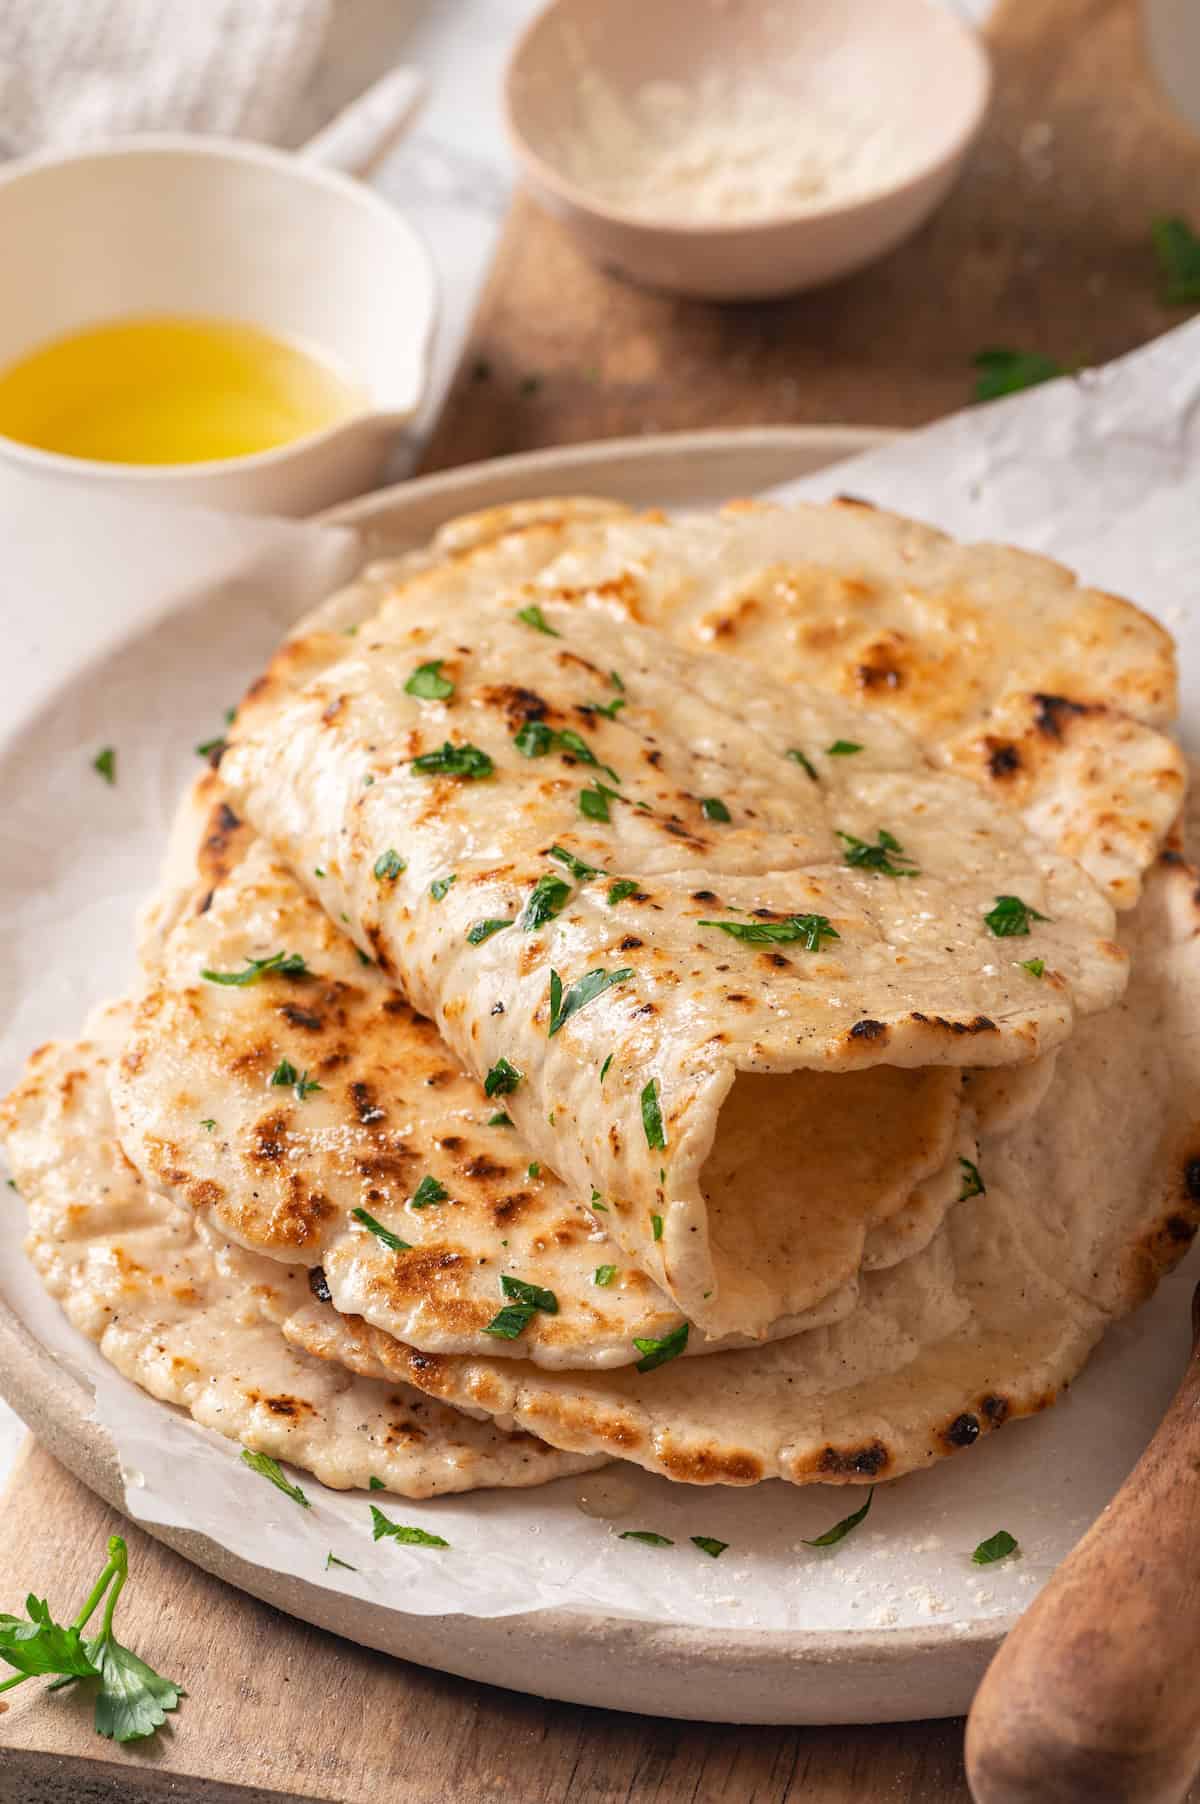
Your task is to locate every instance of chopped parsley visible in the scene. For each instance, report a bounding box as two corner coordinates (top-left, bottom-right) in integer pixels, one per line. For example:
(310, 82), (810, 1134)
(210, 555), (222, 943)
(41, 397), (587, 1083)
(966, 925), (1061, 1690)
(606, 878), (638, 905)
(241, 1449), (310, 1509)
(619, 1531), (673, 1547)
(972, 347), (1066, 402)
(92, 746), (117, 785)
(519, 374), (542, 397)
(837, 828), (918, 877)
(588, 695), (626, 720)
(803, 1487), (874, 1547)
(786, 748), (818, 781)
(269, 1058), (322, 1101)
(411, 741), (493, 779)
(404, 659), (454, 700)
(369, 1477), (385, 1491)
(1151, 215), (1200, 303)
(548, 844), (603, 881)
(610, 669), (625, 691)
(195, 735), (226, 760)
(467, 917), (514, 945)
(352, 1207), (411, 1252)
(410, 1175), (449, 1209)
(691, 1537), (728, 1559)
(517, 721), (613, 779)
(958, 1157), (986, 1200)
(373, 849), (406, 881)
(548, 965), (633, 1036)
(0, 1535), (180, 1743)
(700, 797), (731, 823)
(202, 950), (307, 986)
(527, 1161), (541, 1179)
(984, 894), (1050, 938)
(594, 1265), (617, 1287)
(200, 1118), (216, 1133)
(972, 1529), (1019, 1566)
(487, 1111), (513, 1127)
(590, 1189), (609, 1213)
(370, 1506), (449, 1549)
(513, 719), (554, 758)
(430, 873), (457, 901)
(600, 1053), (614, 1082)
(484, 1057), (523, 1097)
(325, 1552), (357, 1572)
(699, 913), (838, 950)
(580, 781), (619, 822)
(314, 867), (326, 878)
(641, 1079), (667, 1151)
(516, 604), (559, 636)
(633, 1320), (689, 1372)
(826, 740), (863, 756)
(1019, 957), (1045, 978)
(520, 872), (571, 931)
(483, 1274), (558, 1340)
(651, 1213), (663, 1242)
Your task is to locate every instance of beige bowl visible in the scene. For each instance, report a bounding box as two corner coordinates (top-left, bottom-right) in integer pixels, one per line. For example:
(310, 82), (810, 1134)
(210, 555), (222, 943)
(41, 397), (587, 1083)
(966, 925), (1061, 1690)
(505, 0), (991, 301)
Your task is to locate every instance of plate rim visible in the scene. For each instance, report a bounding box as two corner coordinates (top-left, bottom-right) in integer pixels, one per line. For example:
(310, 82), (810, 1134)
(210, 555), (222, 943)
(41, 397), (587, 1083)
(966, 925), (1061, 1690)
(0, 422), (1017, 1725)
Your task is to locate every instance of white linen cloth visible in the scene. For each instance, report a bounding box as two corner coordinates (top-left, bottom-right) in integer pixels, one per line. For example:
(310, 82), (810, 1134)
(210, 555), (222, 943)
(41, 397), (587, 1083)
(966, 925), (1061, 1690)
(0, 0), (332, 157)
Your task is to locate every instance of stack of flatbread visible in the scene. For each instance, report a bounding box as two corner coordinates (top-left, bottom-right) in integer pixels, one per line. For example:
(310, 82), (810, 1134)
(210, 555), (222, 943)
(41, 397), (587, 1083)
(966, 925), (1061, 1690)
(5, 496), (1200, 1508)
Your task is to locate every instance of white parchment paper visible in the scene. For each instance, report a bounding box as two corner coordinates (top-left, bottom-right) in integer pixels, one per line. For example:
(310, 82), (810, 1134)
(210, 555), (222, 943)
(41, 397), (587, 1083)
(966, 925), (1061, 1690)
(2, 321), (1199, 1634)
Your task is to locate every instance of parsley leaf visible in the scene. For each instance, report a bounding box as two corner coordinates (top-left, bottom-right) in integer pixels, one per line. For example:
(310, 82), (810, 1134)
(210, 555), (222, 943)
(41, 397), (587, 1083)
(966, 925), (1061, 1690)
(202, 951), (307, 986)
(241, 1449), (310, 1508)
(89, 1634), (182, 1744)
(514, 719), (554, 757)
(520, 873), (571, 931)
(92, 746), (116, 785)
(374, 849), (406, 881)
(326, 1552), (357, 1572)
(619, 1531), (673, 1547)
(467, 917), (514, 945)
(609, 669), (625, 691)
(516, 604), (559, 636)
(195, 735), (226, 760)
(549, 844), (604, 881)
(651, 1213), (663, 1241)
(1019, 957), (1045, 978)
(500, 1275), (558, 1314)
(411, 1175), (448, 1209)
(700, 796), (731, 822)
(200, 1118), (216, 1133)
(482, 1303), (537, 1339)
(548, 965), (634, 1036)
(404, 659), (454, 701)
(430, 873), (457, 901)
(594, 1265), (617, 1286)
(786, 748), (818, 781)
(826, 740), (862, 756)
(606, 878), (638, 905)
(984, 894), (1050, 938)
(972, 1529), (1019, 1566)
(370, 1506), (449, 1549)
(958, 1157), (985, 1201)
(691, 1536), (728, 1559)
(269, 1058), (321, 1102)
(488, 1111), (513, 1127)
(599, 1053), (614, 1082)
(411, 741), (493, 779)
(527, 1161), (541, 1179)
(1152, 215), (1200, 303)
(484, 1057), (523, 1097)
(803, 1487), (874, 1547)
(369, 1476), (385, 1491)
(0, 1600), (96, 1679)
(838, 829), (918, 877)
(588, 695), (627, 720)
(972, 347), (1066, 402)
(633, 1320), (689, 1372)
(642, 1079), (667, 1151)
(352, 1207), (411, 1252)
(580, 781), (619, 822)
(699, 913), (838, 950)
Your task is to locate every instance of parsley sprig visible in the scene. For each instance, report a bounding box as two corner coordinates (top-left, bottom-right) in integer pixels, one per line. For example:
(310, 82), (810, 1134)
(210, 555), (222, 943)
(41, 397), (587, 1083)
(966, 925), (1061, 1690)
(0, 1536), (181, 1743)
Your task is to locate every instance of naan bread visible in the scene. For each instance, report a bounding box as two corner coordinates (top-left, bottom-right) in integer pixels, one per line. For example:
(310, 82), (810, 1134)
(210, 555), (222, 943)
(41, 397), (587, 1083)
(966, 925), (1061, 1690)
(113, 787), (984, 1365)
(221, 577), (1125, 1337)
(358, 498), (1182, 910)
(266, 855), (1200, 1488)
(0, 1005), (600, 1496)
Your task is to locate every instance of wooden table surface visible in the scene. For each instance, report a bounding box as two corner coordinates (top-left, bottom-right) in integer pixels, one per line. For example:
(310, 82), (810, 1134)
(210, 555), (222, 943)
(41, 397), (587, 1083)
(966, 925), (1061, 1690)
(5, 0), (1200, 1797)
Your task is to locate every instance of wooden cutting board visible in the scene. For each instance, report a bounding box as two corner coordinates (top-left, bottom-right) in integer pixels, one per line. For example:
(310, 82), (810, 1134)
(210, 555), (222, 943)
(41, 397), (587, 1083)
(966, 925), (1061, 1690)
(5, 0), (1200, 1796)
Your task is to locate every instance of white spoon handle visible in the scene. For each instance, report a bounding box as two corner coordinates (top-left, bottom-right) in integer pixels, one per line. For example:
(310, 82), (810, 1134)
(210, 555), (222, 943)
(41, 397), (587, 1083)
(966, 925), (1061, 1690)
(300, 67), (426, 178)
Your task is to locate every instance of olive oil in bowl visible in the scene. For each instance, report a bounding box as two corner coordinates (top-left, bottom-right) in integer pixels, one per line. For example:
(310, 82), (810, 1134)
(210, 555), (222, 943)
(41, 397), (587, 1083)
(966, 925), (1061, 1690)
(0, 315), (366, 466)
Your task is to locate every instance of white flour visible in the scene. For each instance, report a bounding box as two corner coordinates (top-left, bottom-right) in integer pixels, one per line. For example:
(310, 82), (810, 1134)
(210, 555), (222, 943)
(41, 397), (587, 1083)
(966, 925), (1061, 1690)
(558, 68), (906, 223)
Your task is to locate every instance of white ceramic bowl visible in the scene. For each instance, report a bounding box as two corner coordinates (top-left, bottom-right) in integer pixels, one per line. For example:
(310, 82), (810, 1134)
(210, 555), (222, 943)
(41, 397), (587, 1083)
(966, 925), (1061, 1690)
(505, 0), (991, 301)
(0, 136), (437, 515)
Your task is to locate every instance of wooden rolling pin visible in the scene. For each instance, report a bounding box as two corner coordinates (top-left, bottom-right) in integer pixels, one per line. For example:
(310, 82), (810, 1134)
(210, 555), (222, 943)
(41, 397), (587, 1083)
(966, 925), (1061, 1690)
(965, 1284), (1200, 1804)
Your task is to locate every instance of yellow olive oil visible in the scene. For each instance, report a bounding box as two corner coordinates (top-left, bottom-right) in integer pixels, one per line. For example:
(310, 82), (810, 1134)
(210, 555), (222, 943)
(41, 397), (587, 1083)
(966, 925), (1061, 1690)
(0, 314), (366, 465)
